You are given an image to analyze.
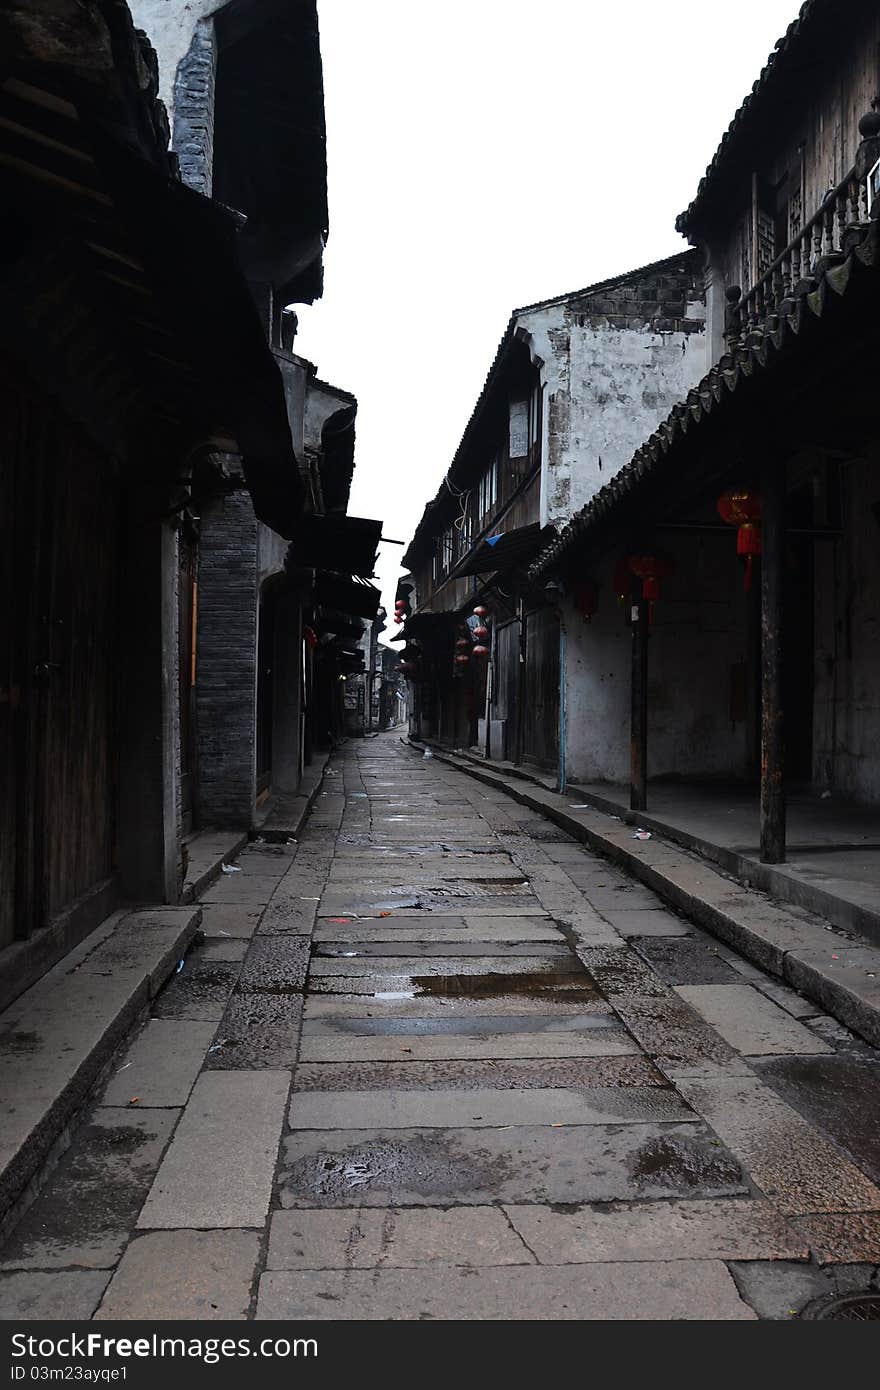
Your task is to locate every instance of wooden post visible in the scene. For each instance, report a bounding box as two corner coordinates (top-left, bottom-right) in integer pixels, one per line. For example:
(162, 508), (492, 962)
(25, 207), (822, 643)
(760, 461), (786, 863)
(630, 597), (649, 811)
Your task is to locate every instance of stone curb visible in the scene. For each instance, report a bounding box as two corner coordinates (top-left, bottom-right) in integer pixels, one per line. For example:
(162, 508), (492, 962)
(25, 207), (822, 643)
(0, 906), (201, 1233)
(253, 748), (334, 844)
(181, 832), (250, 905)
(408, 740), (880, 1050)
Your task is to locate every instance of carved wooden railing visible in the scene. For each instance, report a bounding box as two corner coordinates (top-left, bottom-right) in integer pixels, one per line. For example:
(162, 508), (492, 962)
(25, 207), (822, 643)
(725, 166), (871, 344)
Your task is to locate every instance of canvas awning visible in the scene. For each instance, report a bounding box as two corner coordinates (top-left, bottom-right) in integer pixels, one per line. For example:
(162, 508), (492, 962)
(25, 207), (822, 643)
(455, 523), (556, 576)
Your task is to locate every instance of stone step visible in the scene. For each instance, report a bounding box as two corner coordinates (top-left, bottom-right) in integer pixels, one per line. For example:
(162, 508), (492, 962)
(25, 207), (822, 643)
(0, 907), (201, 1232)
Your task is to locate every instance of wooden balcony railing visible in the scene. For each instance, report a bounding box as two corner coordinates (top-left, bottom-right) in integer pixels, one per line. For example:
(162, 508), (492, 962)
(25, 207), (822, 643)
(725, 167), (871, 344)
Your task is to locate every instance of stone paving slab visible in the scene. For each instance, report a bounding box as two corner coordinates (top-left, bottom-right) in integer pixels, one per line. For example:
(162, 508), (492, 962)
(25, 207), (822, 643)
(675, 984), (834, 1057)
(0, 1108), (178, 1271)
(610, 993), (742, 1069)
(312, 922), (563, 943)
(599, 909), (692, 937)
(505, 1198), (809, 1263)
(99, 1020), (217, 1107)
(751, 1054), (880, 1186)
(308, 955), (580, 978)
(287, 1086), (693, 1130)
(197, 906), (262, 939)
(0, 1270), (110, 1321)
(238, 937), (310, 992)
(292, 1057), (666, 1090)
(266, 1207), (532, 1270)
(314, 941), (567, 959)
(675, 1073), (880, 1216)
(95, 1230), (261, 1320)
(299, 1029), (641, 1063)
(150, 960), (239, 1022)
(301, 1011), (616, 1037)
(302, 991), (610, 1018)
(205, 992), (302, 1070)
(789, 1211), (880, 1264)
(138, 1071), (290, 1229)
(726, 1259), (879, 1320)
(277, 1123), (746, 1207)
(633, 937), (740, 986)
(256, 1259), (755, 1320)
(198, 938), (250, 962)
(198, 875), (281, 905)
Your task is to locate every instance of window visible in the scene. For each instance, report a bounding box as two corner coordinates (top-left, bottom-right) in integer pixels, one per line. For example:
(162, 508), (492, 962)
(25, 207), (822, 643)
(477, 458), (498, 519)
(528, 384), (541, 454)
(437, 525), (455, 578)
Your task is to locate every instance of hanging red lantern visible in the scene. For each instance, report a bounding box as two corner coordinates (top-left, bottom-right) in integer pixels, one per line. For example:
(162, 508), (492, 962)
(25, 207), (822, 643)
(473, 605), (489, 617)
(454, 654), (470, 665)
(455, 638), (470, 650)
(628, 553), (675, 620)
(718, 488), (762, 592)
(472, 625), (489, 639)
(303, 625), (318, 648)
(572, 581), (599, 622)
(472, 645), (489, 656)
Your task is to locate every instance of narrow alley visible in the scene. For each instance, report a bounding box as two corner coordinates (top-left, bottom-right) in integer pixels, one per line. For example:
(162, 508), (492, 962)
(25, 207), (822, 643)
(2, 733), (879, 1321)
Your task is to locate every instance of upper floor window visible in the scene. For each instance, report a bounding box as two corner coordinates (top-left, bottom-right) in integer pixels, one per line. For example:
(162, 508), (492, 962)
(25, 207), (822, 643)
(477, 458), (498, 519)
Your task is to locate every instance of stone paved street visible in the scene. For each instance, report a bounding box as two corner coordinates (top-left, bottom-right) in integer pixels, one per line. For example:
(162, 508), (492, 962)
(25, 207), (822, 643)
(2, 733), (880, 1320)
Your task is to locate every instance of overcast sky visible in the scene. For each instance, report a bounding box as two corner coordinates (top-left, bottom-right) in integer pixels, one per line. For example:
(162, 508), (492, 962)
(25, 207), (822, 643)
(295, 0), (801, 632)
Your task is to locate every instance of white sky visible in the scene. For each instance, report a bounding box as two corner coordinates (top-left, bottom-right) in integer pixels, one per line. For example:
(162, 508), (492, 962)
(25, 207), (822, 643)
(295, 0), (802, 627)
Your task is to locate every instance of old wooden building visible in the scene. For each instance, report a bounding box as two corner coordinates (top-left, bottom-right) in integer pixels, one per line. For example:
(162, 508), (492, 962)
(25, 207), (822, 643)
(0, 0), (380, 1007)
(525, 0), (880, 930)
(400, 256), (709, 773)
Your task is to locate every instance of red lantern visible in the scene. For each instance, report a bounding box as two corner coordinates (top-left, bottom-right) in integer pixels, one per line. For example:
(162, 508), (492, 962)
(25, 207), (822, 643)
(472, 625), (489, 639)
(473, 605), (489, 617)
(455, 638), (469, 650)
(718, 488), (762, 592)
(572, 581), (599, 622)
(472, 645), (489, 656)
(454, 654), (470, 665)
(303, 626), (318, 648)
(628, 553), (675, 619)
(394, 599), (406, 609)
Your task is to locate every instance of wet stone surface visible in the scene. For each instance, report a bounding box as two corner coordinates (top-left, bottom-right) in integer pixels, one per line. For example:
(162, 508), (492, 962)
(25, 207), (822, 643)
(632, 938), (740, 986)
(277, 1123), (747, 1208)
(151, 961), (239, 1021)
(205, 992), (303, 1070)
(291, 1056), (667, 1091)
(751, 1055), (880, 1185)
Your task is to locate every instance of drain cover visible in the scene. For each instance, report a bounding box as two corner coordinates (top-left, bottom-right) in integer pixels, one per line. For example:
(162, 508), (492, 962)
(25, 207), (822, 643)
(800, 1293), (880, 1320)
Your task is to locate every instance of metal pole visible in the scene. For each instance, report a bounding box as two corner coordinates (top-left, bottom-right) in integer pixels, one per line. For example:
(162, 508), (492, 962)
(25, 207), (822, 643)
(630, 597), (649, 811)
(760, 461), (786, 863)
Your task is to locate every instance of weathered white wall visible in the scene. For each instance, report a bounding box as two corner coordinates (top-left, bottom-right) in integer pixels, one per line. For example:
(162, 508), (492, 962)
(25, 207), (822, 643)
(563, 535), (751, 785)
(522, 301), (709, 529)
(815, 454), (880, 803)
(128, 0), (223, 113)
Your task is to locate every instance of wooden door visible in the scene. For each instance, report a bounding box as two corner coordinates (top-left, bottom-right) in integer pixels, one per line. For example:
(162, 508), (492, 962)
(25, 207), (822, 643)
(522, 606), (560, 771)
(1, 362), (118, 945)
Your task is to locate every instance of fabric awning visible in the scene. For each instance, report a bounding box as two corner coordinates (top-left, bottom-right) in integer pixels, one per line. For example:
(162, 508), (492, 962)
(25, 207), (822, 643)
(455, 523), (557, 576)
(287, 515), (381, 578)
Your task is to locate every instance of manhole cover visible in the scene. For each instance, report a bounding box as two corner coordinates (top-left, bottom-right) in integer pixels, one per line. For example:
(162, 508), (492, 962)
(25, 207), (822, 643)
(800, 1293), (880, 1320)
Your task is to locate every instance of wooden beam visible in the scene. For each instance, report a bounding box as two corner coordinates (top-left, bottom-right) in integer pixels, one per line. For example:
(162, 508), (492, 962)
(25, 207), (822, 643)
(760, 461), (786, 863)
(630, 596), (649, 812)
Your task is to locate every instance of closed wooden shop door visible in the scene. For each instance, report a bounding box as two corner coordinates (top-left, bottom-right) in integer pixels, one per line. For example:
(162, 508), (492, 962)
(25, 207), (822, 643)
(2, 366), (118, 945)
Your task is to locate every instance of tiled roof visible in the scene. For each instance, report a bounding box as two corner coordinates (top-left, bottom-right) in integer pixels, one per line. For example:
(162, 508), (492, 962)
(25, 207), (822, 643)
(676, 0), (825, 236)
(529, 218), (880, 579)
(403, 251), (699, 566)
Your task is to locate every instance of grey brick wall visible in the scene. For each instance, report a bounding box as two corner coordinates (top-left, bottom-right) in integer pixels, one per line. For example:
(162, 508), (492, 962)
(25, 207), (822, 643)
(172, 18), (216, 196)
(196, 490), (259, 827)
(569, 252), (706, 334)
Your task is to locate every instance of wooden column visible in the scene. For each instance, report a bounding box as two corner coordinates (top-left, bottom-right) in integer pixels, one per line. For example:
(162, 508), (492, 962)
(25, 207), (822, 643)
(630, 597), (649, 812)
(760, 461), (786, 863)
